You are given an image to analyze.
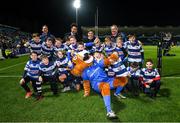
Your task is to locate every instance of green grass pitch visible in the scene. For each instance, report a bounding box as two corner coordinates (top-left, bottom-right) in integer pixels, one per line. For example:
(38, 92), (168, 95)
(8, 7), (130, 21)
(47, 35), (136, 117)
(0, 46), (180, 122)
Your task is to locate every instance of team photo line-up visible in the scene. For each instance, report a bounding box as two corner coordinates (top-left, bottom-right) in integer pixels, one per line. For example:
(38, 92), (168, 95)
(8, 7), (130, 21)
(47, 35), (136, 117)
(19, 23), (161, 118)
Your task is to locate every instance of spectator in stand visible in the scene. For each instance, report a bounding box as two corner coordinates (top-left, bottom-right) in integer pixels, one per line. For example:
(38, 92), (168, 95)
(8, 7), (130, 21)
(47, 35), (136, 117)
(17, 39), (27, 54)
(0, 39), (8, 58)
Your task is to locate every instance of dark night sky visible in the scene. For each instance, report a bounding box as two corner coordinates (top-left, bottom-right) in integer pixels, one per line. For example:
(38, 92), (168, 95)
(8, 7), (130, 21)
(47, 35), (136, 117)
(0, 0), (180, 36)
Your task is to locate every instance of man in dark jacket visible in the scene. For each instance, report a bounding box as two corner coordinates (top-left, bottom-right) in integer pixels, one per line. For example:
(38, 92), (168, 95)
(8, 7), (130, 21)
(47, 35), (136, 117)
(64, 23), (82, 42)
(110, 25), (127, 43)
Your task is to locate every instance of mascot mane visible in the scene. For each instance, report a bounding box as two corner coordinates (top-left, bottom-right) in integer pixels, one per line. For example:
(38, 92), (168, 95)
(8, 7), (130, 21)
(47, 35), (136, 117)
(71, 51), (93, 76)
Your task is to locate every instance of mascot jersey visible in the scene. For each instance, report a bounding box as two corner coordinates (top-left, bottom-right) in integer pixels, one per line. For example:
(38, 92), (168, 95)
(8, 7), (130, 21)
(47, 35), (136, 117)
(82, 59), (114, 91)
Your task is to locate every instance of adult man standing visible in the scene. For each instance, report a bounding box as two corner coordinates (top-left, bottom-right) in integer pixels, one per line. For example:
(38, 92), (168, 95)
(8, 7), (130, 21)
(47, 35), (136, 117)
(40, 25), (55, 42)
(64, 23), (82, 42)
(110, 25), (127, 43)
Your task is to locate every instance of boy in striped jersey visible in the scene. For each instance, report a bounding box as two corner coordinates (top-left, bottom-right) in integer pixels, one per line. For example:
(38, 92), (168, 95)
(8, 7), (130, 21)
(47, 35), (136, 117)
(115, 37), (127, 62)
(20, 52), (42, 100)
(139, 59), (161, 98)
(68, 36), (94, 60)
(91, 38), (104, 54)
(25, 33), (42, 57)
(67, 36), (78, 60)
(123, 34), (144, 67)
(127, 62), (141, 96)
(39, 55), (58, 95)
(54, 38), (69, 55)
(55, 50), (73, 92)
(104, 37), (115, 56)
(41, 37), (54, 61)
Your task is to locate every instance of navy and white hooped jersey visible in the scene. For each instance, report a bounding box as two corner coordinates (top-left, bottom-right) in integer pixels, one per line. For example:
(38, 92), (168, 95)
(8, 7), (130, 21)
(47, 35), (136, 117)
(111, 58), (129, 77)
(123, 40), (144, 62)
(127, 66), (140, 78)
(140, 68), (160, 82)
(68, 44), (78, 51)
(54, 44), (69, 53)
(115, 46), (125, 60)
(55, 57), (73, 74)
(41, 42), (54, 57)
(104, 43), (116, 56)
(39, 62), (56, 77)
(91, 44), (104, 53)
(24, 60), (41, 79)
(28, 40), (42, 55)
(67, 44), (78, 60)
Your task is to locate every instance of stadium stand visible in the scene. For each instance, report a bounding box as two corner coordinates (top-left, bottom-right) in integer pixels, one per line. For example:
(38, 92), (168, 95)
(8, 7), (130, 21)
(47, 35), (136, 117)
(0, 24), (31, 59)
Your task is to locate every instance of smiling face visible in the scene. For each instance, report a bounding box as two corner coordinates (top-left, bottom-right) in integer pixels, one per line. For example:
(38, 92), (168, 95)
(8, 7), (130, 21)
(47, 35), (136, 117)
(42, 57), (49, 65)
(116, 39), (123, 47)
(33, 36), (40, 43)
(129, 36), (136, 43)
(105, 37), (112, 46)
(57, 51), (64, 59)
(146, 61), (153, 69)
(111, 25), (118, 36)
(42, 25), (48, 34)
(77, 44), (84, 51)
(94, 52), (102, 60)
(30, 53), (38, 61)
(88, 31), (94, 39)
(70, 37), (77, 45)
(46, 40), (53, 47)
(55, 40), (62, 47)
(71, 26), (78, 34)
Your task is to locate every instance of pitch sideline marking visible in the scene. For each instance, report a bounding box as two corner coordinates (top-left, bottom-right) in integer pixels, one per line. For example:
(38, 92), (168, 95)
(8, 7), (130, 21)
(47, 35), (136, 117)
(0, 75), (22, 78)
(0, 75), (179, 79)
(0, 62), (26, 71)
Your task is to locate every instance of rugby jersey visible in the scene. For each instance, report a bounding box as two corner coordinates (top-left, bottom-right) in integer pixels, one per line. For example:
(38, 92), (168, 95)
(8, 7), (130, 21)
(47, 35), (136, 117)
(67, 44), (78, 60)
(104, 43), (115, 56)
(41, 42), (54, 58)
(123, 40), (144, 62)
(28, 40), (42, 55)
(91, 44), (104, 53)
(140, 68), (160, 82)
(24, 60), (40, 79)
(115, 46), (125, 60)
(127, 66), (140, 78)
(39, 61), (56, 77)
(55, 57), (73, 74)
(54, 44), (69, 53)
(110, 58), (129, 77)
